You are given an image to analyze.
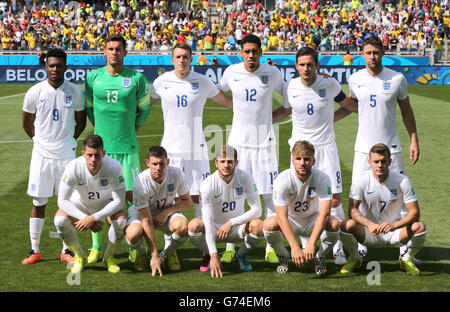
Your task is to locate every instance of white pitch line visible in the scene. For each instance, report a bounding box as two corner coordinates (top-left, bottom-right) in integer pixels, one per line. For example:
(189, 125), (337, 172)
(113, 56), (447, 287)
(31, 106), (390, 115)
(0, 92), (26, 101)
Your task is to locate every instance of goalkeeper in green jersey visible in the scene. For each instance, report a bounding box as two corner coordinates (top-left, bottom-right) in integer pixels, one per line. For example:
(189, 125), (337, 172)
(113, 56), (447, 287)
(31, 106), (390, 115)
(84, 34), (151, 264)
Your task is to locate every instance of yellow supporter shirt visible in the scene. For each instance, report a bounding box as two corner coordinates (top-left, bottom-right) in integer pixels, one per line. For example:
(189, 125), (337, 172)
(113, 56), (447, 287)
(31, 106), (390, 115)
(27, 35), (37, 49)
(292, 0), (299, 12)
(216, 36), (225, 49)
(1, 36), (12, 50)
(89, 37), (98, 49)
(268, 35), (277, 48)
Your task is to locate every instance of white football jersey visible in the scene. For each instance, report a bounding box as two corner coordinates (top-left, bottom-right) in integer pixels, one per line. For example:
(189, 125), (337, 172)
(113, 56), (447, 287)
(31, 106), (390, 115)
(350, 170), (418, 224)
(200, 168), (261, 227)
(273, 167), (332, 227)
(61, 156), (125, 214)
(349, 67), (408, 154)
(286, 75), (343, 147)
(150, 71), (220, 156)
(131, 166), (190, 218)
(22, 80), (85, 159)
(218, 62), (287, 147)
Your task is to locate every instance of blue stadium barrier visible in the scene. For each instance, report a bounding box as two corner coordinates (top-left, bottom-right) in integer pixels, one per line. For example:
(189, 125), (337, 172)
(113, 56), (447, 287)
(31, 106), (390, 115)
(1, 65), (448, 85)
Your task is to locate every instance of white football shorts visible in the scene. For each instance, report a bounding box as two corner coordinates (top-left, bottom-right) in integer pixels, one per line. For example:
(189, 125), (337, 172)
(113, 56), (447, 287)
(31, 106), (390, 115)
(233, 144), (278, 195)
(363, 227), (402, 247)
(168, 153), (210, 196)
(27, 148), (74, 198)
(127, 209), (187, 236)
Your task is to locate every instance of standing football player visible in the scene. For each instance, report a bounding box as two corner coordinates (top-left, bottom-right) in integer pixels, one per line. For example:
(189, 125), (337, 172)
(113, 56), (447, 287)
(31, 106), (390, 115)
(217, 34), (287, 264)
(22, 48), (86, 265)
(84, 34), (151, 264)
(150, 42), (232, 265)
(272, 46), (357, 265)
(338, 36), (420, 263)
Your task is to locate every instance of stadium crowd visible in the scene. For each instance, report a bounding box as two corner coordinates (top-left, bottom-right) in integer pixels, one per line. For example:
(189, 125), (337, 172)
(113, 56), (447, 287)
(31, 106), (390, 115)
(0, 0), (448, 58)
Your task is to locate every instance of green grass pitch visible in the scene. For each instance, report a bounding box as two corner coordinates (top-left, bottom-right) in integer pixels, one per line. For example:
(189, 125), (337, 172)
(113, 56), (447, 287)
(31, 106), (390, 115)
(0, 84), (449, 292)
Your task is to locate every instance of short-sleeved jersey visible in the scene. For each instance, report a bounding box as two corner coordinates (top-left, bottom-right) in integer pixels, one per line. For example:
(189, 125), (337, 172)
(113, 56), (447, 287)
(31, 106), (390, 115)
(22, 80), (85, 159)
(218, 62), (286, 148)
(286, 75), (342, 147)
(273, 167), (332, 227)
(61, 155), (126, 214)
(350, 170), (418, 224)
(131, 166), (190, 218)
(151, 71), (219, 156)
(200, 168), (260, 227)
(349, 67), (408, 154)
(85, 66), (150, 154)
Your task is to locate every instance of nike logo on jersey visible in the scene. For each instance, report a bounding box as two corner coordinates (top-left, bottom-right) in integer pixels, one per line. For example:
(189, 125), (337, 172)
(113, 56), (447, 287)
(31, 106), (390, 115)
(165, 86), (171, 89)
(234, 79), (242, 82)
(95, 81), (103, 84)
(293, 95), (301, 98)
(357, 84), (365, 88)
(39, 99), (47, 103)
(214, 193), (223, 198)
(367, 190), (375, 194)
(288, 192), (296, 196)
(78, 182), (86, 186)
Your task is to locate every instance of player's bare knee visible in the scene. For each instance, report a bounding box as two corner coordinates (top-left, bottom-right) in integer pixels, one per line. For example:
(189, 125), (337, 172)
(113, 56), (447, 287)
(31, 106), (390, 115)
(188, 218), (204, 233)
(249, 219), (263, 236)
(126, 224), (142, 245)
(263, 216), (279, 232)
(171, 217), (188, 237)
(411, 221), (426, 234)
(326, 216), (340, 232)
(340, 218), (355, 232)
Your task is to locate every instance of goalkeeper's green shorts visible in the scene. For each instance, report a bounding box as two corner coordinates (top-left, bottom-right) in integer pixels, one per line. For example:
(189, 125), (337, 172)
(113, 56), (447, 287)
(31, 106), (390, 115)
(106, 152), (140, 192)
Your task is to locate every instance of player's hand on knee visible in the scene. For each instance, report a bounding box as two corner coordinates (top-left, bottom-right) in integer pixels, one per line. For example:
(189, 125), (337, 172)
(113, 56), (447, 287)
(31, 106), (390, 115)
(368, 223), (380, 236)
(379, 222), (393, 234)
(217, 221), (232, 241)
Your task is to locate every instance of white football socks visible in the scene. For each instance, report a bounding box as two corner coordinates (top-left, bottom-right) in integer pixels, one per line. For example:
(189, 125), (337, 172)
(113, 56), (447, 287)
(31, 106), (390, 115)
(29, 218), (44, 253)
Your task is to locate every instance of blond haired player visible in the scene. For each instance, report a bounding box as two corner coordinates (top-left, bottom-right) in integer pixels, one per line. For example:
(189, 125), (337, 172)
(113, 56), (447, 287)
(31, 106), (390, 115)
(263, 140), (340, 275)
(188, 145), (263, 277)
(273, 46), (358, 266)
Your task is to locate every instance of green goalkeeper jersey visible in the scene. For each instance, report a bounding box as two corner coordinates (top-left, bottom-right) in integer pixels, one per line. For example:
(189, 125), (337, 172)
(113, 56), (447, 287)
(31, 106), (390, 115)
(85, 66), (151, 154)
